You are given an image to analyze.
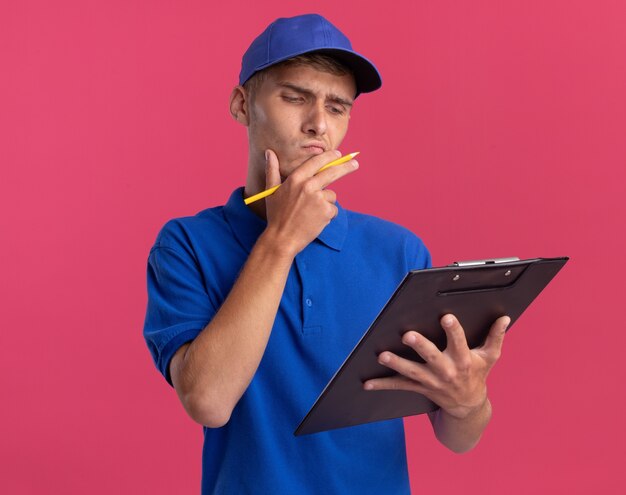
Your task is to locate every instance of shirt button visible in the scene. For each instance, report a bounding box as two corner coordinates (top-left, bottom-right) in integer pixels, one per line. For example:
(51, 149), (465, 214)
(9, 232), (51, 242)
(305, 298), (313, 307)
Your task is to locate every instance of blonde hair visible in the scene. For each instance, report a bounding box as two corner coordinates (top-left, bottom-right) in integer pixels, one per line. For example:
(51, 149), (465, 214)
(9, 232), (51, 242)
(243, 53), (353, 100)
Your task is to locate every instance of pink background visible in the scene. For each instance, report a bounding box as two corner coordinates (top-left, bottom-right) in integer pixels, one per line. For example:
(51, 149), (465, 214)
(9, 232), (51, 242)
(2, 1), (624, 493)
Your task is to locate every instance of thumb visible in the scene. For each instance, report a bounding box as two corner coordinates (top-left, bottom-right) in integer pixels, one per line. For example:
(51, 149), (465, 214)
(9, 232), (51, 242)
(265, 149), (281, 189)
(479, 315), (510, 364)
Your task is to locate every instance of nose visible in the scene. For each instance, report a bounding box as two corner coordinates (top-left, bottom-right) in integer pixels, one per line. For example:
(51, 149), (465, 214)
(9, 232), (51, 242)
(302, 101), (327, 136)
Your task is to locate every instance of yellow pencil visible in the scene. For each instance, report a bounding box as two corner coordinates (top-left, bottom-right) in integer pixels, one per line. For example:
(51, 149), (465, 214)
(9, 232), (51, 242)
(244, 152), (360, 205)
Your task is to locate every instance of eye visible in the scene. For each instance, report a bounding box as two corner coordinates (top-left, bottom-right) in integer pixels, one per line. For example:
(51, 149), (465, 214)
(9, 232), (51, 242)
(282, 94), (304, 103)
(327, 105), (346, 116)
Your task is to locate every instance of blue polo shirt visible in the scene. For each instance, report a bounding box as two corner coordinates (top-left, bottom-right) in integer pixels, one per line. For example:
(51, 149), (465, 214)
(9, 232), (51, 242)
(144, 188), (431, 495)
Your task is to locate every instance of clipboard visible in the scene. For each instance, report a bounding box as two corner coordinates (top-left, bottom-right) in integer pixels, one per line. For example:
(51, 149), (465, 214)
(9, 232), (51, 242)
(295, 256), (568, 436)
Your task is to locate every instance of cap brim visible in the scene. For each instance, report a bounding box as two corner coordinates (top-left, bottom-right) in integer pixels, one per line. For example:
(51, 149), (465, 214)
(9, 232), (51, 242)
(313, 48), (382, 96)
(244, 47), (382, 97)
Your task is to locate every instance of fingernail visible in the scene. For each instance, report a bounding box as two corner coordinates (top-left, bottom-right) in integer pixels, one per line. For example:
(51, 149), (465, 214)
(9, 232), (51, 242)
(379, 353), (390, 364)
(335, 150), (342, 156)
(405, 333), (416, 344)
(265, 150), (269, 162)
(364, 382), (374, 391)
(503, 317), (511, 331)
(352, 160), (359, 169)
(443, 315), (454, 327)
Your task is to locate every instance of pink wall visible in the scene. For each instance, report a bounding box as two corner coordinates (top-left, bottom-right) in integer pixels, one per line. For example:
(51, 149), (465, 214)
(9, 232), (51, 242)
(1, 1), (624, 493)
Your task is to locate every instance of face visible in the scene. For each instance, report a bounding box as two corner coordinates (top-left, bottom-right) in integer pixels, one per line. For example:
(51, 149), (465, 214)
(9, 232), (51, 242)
(242, 64), (357, 182)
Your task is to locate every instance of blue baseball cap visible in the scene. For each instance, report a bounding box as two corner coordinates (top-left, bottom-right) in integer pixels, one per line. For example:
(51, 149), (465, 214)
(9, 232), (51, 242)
(239, 14), (382, 96)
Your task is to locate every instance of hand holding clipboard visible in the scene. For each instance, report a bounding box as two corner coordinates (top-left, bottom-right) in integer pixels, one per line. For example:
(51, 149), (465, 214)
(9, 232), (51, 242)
(295, 257), (568, 436)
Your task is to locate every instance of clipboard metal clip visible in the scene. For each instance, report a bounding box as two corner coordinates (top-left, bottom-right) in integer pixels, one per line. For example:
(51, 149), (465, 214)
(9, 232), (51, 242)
(450, 257), (520, 267)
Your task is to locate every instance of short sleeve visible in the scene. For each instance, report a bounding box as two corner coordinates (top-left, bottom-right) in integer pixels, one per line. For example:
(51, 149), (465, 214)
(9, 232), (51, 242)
(404, 232), (432, 271)
(143, 229), (217, 385)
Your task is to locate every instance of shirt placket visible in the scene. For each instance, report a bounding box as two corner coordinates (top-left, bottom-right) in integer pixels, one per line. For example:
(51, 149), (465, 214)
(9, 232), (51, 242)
(295, 251), (322, 336)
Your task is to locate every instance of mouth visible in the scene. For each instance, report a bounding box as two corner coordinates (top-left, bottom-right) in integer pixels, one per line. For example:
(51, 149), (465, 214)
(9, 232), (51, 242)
(301, 143), (326, 155)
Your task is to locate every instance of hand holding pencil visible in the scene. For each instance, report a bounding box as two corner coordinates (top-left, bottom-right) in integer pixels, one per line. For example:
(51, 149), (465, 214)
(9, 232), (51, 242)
(257, 149), (359, 257)
(244, 152), (360, 205)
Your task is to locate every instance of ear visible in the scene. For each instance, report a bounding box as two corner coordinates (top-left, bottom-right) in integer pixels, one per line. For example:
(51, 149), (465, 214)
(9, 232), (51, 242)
(229, 85), (250, 126)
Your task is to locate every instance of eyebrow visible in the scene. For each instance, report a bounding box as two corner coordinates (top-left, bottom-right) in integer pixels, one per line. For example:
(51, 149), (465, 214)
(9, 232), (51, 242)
(277, 82), (354, 107)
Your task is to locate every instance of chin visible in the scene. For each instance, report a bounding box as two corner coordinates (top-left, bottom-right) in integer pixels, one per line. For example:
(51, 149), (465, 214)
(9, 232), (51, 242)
(280, 159), (305, 177)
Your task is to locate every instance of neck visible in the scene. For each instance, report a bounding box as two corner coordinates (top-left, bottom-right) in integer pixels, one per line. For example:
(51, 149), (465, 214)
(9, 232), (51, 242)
(244, 159), (268, 220)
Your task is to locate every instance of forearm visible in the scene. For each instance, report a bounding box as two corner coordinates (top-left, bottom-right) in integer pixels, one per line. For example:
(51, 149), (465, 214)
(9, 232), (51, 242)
(169, 151), (356, 427)
(171, 229), (295, 427)
(428, 397), (492, 453)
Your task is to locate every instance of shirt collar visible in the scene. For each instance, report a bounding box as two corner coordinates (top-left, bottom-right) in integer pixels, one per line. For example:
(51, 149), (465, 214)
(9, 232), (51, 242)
(223, 187), (348, 253)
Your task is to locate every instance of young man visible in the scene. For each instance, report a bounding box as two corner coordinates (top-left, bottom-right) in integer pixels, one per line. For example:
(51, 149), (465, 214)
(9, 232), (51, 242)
(144, 14), (509, 494)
